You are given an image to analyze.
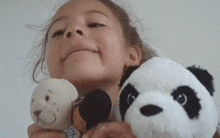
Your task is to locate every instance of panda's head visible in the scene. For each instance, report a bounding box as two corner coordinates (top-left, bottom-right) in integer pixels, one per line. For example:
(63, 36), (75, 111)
(115, 57), (218, 138)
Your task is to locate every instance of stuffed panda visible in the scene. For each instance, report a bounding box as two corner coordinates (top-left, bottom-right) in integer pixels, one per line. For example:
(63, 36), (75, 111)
(115, 57), (219, 138)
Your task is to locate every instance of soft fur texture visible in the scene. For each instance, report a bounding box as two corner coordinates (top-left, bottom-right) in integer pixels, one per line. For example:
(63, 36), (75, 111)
(30, 78), (79, 131)
(30, 79), (111, 137)
(115, 57), (218, 138)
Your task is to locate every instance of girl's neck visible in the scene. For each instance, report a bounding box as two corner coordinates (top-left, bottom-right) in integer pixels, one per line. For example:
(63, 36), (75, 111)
(76, 82), (120, 106)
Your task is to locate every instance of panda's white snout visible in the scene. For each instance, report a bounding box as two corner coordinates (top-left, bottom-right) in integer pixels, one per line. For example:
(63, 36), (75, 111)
(140, 105), (163, 117)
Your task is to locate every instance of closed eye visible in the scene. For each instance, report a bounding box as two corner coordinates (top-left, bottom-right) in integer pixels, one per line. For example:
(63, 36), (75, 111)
(52, 29), (66, 38)
(88, 23), (105, 28)
(51, 23), (104, 38)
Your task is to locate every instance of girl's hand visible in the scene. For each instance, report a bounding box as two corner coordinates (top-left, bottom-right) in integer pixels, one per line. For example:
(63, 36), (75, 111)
(28, 124), (66, 138)
(82, 122), (136, 138)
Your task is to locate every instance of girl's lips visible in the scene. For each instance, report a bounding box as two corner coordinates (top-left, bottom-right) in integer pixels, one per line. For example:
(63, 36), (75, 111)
(67, 49), (92, 58)
(62, 46), (98, 61)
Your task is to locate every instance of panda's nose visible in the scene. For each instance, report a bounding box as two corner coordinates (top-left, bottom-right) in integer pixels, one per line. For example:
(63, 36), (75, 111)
(34, 110), (42, 117)
(140, 105), (163, 116)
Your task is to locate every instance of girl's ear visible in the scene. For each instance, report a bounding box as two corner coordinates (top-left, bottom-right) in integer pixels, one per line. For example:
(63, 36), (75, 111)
(126, 45), (142, 66)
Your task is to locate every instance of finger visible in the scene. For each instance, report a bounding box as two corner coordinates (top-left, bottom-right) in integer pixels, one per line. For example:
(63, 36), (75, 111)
(28, 124), (66, 138)
(90, 122), (132, 138)
(28, 124), (45, 137)
(81, 126), (96, 138)
(108, 132), (123, 138)
(31, 131), (66, 138)
(121, 133), (136, 138)
(99, 122), (132, 133)
(90, 123), (109, 138)
(73, 106), (87, 133)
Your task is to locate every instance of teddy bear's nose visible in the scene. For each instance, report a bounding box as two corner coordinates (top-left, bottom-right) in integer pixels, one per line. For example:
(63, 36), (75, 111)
(140, 105), (163, 117)
(34, 110), (42, 117)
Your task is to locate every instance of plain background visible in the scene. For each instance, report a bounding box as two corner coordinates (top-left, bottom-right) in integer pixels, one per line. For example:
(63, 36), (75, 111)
(0, 0), (219, 137)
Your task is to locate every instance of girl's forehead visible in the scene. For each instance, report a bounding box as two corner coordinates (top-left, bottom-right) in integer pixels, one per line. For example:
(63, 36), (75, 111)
(52, 0), (115, 21)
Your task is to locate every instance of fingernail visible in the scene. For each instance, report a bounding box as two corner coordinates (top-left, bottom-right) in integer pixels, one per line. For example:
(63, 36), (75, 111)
(82, 135), (88, 138)
(100, 125), (106, 131)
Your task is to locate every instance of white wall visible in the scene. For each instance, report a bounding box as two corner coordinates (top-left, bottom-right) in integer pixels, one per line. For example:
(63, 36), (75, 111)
(0, 0), (219, 137)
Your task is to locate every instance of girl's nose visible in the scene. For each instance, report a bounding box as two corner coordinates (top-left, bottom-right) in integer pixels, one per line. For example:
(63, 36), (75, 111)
(65, 26), (84, 38)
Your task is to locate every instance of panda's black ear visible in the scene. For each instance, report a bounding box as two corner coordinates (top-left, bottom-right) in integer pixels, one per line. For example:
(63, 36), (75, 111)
(119, 65), (139, 88)
(187, 65), (215, 96)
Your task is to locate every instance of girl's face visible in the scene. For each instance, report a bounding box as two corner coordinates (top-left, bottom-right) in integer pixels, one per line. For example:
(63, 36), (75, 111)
(46, 0), (139, 89)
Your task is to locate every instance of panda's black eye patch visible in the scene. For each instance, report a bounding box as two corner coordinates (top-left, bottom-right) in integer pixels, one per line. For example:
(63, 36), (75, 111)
(119, 83), (139, 121)
(171, 86), (201, 119)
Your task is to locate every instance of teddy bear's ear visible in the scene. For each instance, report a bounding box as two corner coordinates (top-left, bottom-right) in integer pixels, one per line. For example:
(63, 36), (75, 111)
(119, 65), (139, 88)
(187, 65), (215, 96)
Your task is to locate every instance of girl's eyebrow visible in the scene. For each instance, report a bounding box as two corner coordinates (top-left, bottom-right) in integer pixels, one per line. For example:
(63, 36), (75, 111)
(85, 10), (108, 18)
(48, 16), (68, 33)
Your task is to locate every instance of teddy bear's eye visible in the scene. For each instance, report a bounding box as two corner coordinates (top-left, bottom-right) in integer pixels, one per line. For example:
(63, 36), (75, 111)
(31, 99), (34, 103)
(45, 95), (50, 101)
(127, 93), (136, 105)
(176, 94), (187, 106)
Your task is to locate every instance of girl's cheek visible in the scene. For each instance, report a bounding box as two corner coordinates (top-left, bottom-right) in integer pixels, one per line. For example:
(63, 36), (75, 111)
(46, 46), (58, 68)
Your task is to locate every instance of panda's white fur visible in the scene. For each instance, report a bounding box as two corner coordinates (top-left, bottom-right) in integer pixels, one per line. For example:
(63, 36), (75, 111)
(115, 57), (218, 138)
(30, 78), (78, 131)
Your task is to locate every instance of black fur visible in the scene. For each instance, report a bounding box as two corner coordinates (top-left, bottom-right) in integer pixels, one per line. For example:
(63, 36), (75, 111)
(119, 84), (139, 121)
(171, 86), (201, 119)
(78, 89), (112, 130)
(119, 66), (139, 88)
(140, 105), (163, 117)
(187, 65), (215, 96)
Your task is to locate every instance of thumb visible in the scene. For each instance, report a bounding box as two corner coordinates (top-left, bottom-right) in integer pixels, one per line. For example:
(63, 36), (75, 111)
(73, 106), (87, 133)
(28, 124), (66, 138)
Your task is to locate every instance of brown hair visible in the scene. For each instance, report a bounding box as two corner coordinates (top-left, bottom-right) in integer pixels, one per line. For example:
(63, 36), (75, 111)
(32, 0), (156, 83)
(97, 0), (156, 62)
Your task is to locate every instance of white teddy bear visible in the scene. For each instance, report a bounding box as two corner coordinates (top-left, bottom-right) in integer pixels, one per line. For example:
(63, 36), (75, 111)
(30, 78), (80, 137)
(30, 78), (112, 138)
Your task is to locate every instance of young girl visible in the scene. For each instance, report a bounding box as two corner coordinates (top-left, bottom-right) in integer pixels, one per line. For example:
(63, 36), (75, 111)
(28, 0), (156, 137)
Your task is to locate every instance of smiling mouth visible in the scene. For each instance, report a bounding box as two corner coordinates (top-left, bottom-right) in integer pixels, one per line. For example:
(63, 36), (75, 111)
(63, 49), (97, 61)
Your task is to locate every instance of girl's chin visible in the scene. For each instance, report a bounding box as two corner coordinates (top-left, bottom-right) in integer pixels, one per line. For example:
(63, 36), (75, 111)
(63, 72), (106, 87)
(66, 78), (109, 96)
